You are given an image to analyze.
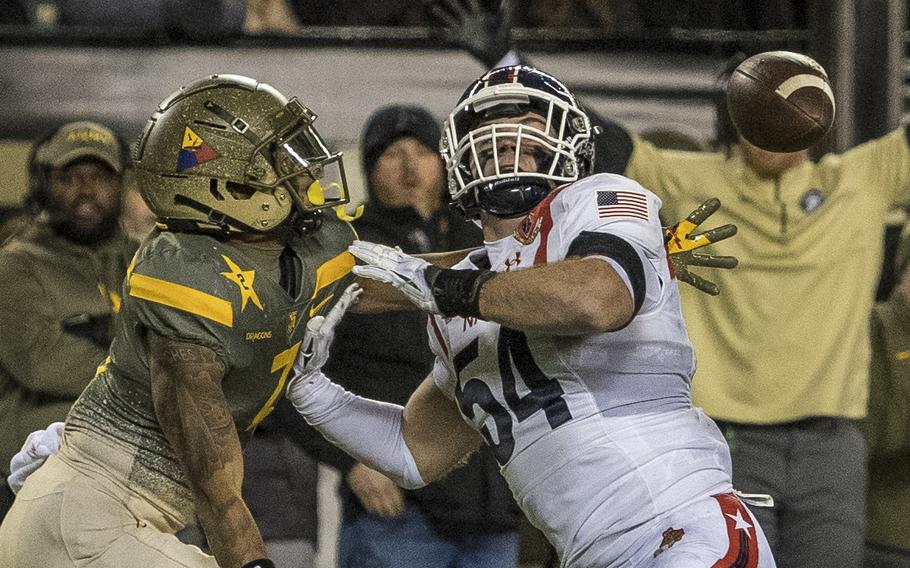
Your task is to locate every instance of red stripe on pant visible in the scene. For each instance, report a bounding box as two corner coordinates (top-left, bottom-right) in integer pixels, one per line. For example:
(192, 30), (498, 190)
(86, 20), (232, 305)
(711, 493), (759, 568)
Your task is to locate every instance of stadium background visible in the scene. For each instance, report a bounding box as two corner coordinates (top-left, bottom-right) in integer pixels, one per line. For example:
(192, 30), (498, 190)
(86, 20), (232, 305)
(0, 1), (906, 566)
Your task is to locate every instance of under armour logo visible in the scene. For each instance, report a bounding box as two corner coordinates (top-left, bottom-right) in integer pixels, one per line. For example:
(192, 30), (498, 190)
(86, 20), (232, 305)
(504, 252), (521, 271)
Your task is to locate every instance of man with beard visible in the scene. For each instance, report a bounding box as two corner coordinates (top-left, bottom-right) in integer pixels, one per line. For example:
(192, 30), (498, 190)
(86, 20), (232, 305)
(0, 120), (137, 521)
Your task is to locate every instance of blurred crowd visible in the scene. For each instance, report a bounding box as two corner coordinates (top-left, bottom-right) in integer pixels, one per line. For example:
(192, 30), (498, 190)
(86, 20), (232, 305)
(0, 0), (810, 36)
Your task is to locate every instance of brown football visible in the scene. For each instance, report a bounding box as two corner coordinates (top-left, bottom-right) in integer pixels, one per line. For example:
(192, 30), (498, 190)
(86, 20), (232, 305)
(726, 51), (835, 152)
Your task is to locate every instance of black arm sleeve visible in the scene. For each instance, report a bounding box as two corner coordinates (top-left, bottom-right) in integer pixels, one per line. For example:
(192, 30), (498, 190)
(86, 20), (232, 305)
(567, 231), (646, 317)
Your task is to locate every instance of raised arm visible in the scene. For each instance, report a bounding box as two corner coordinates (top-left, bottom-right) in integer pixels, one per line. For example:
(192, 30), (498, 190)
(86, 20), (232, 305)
(148, 332), (267, 568)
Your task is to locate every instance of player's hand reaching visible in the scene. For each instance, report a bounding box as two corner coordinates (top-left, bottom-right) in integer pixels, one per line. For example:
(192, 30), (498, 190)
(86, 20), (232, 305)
(349, 241), (442, 314)
(287, 283), (361, 394)
(7, 421), (64, 494)
(425, 0), (515, 68)
(664, 198), (739, 296)
(347, 463), (405, 518)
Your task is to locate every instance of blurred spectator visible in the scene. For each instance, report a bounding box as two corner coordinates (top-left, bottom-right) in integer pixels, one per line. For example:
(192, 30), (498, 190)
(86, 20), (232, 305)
(630, 0), (805, 30)
(0, 206), (28, 245)
(321, 105), (521, 568)
(524, 0), (641, 32)
(436, 4), (910, 567)
(864, 225), (910, 568)
(244, 0), (301, 34)
(241, 403), (321, 568)
(287, 0), (428, 26)
(0, 0), (28, 24)
(11, 0), (244, 40)
(0, 121), (137, 521)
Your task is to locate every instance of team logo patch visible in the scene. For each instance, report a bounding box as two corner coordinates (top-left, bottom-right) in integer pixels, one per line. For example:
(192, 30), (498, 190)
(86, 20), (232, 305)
(653, 527), (685, 558)
(177, 127), (219, 171)
(799, 188), (825, 213)
(220, 255), (263, 312)
(597, 190), (649, 221)
(513, 214), (542, 245)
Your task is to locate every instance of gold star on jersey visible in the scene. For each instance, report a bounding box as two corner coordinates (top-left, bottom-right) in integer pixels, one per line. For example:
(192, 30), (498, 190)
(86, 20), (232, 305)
(220, 255), (264, 311)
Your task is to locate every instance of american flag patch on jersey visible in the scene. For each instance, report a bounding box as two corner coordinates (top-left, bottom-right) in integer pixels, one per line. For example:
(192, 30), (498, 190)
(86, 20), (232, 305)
(596, 191), (649, 221)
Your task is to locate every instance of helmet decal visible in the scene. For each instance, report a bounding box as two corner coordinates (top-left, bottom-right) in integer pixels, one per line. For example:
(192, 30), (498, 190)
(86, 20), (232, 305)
(176, 126), (219, 171)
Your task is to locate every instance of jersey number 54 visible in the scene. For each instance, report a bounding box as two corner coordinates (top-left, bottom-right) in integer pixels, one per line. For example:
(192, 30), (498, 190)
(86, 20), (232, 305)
(454, 328), (572, 464)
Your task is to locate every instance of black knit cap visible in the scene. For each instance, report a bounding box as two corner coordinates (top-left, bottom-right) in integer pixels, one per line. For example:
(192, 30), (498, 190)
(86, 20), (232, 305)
(361, 105), (441, 176)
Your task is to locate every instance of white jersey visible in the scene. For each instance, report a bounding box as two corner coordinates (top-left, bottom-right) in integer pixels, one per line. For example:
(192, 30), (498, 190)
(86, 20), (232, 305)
(428, 174), (735, 566)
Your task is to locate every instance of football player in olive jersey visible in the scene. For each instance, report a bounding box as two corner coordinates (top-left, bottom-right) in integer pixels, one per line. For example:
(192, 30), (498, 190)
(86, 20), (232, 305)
(0, 74), (366, 568)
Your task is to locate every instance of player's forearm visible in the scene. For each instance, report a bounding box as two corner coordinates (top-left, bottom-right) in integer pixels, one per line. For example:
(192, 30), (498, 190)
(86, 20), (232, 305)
(479, 258), (633, 334)
(416, 247), (478, 268)
(149, 335), (267, 567)
(352, 249), (479, 313)
(349, 276), (418, 313)
(287, 372), (428, 489)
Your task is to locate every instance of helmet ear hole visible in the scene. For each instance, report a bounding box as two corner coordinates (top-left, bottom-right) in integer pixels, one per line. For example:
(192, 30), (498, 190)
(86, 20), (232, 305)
(224, 181), (256, 200)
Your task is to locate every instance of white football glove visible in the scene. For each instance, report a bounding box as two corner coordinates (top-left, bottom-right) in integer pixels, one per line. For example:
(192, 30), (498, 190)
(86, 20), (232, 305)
(8, 421), (64, 494)
(287, 283), (362, 402)
(348, 240), (440, 314)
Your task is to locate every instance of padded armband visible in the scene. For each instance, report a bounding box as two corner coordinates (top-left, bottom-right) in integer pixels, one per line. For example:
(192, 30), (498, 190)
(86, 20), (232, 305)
(425, 266), (496, 319)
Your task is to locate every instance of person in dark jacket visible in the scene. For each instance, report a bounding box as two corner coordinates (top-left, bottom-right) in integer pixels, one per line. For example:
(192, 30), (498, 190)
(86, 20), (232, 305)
(322, 104), (521, 567)
(864, 225), (910, 568)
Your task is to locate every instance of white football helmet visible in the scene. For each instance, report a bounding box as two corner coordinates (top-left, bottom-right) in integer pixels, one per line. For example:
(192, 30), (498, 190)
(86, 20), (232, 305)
(441, 65), (595, 218)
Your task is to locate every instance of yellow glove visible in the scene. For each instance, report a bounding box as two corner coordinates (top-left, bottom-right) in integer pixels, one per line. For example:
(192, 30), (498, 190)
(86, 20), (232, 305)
(664, 198), (738, 296)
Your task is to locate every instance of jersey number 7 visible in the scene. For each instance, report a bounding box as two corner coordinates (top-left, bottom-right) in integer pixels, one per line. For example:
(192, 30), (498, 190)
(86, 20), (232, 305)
(453, 328), (573, 464)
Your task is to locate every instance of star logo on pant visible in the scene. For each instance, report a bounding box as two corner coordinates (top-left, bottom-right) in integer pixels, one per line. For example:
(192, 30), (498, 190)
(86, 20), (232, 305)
(725, 510), (753, 536)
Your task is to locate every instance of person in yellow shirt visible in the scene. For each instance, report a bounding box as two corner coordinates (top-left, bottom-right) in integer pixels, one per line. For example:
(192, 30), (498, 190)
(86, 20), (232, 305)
(430, 2), (910, 566)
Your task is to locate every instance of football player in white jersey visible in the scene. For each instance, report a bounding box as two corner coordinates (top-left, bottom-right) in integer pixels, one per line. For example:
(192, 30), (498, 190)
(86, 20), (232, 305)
(284, 65), (776, 567)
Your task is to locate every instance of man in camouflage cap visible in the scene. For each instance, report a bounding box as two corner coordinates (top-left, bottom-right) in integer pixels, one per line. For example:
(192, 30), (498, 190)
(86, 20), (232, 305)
(0, 120), (138, 521)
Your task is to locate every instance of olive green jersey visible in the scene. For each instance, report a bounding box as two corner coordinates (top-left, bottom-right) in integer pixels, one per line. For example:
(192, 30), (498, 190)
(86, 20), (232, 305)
(65, 215), (355, 521)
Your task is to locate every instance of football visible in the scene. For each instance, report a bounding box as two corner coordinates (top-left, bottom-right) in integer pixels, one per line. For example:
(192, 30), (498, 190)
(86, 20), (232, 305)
(725, 51), (835, 153)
